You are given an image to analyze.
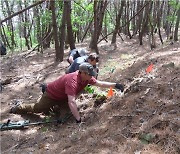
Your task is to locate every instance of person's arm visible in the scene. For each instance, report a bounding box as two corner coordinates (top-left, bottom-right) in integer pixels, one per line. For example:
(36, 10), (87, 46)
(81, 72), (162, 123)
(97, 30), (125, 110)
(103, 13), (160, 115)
(68, 56), (74, 64)
(94, 80), (124, 92)
(67, 95), (81, 122)
(94, 80), (116, 88)
(68, 49), (77, 64)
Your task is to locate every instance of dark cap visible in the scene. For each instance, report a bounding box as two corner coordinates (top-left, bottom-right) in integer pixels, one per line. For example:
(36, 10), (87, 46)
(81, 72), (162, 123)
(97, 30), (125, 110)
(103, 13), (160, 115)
(78, 48), (87, 56)
(79, 62), (96, 77)
(87, 53), (99, 62)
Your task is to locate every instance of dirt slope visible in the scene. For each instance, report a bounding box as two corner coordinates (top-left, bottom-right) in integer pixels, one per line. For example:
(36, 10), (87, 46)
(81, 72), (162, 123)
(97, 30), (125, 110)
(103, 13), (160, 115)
(0, 38), (180, 154)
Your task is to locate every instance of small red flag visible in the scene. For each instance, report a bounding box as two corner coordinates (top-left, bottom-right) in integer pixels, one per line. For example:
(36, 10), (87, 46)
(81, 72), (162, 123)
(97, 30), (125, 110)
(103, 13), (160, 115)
(107, 87), (114, 98)
(146, 63), (153, 73)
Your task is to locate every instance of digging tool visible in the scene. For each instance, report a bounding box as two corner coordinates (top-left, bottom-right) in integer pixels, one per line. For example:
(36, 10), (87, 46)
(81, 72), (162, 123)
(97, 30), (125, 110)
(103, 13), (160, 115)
(0, 114), (72, 131)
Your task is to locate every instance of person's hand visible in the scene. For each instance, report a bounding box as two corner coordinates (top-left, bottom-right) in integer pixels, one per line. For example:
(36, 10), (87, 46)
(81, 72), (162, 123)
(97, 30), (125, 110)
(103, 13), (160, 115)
(115, 83), (124, 92)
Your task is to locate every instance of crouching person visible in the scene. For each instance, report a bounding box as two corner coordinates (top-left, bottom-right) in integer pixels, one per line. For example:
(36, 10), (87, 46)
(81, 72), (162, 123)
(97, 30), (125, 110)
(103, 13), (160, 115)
(10, 63), (124, 123)
(67, 48), (87, 64)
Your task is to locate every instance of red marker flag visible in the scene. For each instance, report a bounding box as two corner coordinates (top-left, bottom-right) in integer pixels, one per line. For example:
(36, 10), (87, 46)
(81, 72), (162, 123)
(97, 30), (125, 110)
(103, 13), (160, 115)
(107, 87), (114, 98)
(146, 63), (153, 73)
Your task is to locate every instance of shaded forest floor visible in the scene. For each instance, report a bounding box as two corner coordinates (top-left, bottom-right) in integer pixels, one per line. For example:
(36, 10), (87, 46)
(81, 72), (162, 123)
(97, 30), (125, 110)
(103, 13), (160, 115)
(0, 36), (180, 154)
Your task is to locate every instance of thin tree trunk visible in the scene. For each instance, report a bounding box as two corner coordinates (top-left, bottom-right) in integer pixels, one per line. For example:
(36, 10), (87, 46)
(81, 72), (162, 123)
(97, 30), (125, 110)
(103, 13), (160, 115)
(24, 3), (30, 50)
(174, 8), (180, 41)
(42, 25), (52, 49)
(96, 1), (108, 40)
(164, 2), (171, 38)
(125, 1), (132, 38)
(139, 1), (151, 45)
(0, 25), (7, 47)
(81, 17), (93, 42)
(1, 25), (11, 48)
(50, 0), (61, 62)
(98, 1), (149, 44)
(89, 1), (98, 53)
(89, 0), (108, 54)
(59, 1), (67, 61)
(66, 1), (75, 50)
(4, 0), (16, 48)
(157, 1), (164, 44)
(34, 7), (41, 51)
(111, 1), (125, 44)
(132, 1), (137, 36)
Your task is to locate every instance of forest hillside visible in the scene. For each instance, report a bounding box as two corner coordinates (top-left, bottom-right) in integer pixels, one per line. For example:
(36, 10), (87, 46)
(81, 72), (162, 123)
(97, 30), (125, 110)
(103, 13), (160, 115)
(0, 36), (180, 154)
(0, 0), (180, 153)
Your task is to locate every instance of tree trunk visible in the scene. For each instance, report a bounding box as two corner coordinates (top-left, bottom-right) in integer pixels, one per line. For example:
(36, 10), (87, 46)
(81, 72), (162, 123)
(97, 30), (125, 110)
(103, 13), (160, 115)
(164, 2), (171, 39)
(96, 1), (108, 40)
(59, 1), (68, 61)
(89, 0), (108, 54)
(89, 1), (98, 53)
(66, 1), (75, 50)
(157, 1), (164, 44)
(33, 7), (41, 51)
(81, 17), (93, 42)
(139, 1), (151, 45)
(50, 0), (61, 62)
(132, 2), (137, 36)
(4, 0), (16, 48)
(24, 2), (30, 50)
(174, 8), (180, 41)
(42, 25), (52, 49)
(125, 1), (132, 39)
(0, 25), (10, 48)
(111, 1), (125, 44)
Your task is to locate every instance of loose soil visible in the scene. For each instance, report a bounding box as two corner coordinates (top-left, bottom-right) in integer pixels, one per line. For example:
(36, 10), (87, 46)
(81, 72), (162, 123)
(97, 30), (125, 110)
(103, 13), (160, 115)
(0, 36), (180, 154)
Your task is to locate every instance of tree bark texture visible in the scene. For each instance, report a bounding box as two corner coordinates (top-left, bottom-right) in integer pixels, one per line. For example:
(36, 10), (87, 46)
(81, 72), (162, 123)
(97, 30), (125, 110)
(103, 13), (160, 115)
(89, 0), (108, 54)
(59, 0), (67, 62)
(50, 0), (61, 62)
(66, 1), (75, 50)
(174, 8), (180, 41)
(111, 1), (125, 44)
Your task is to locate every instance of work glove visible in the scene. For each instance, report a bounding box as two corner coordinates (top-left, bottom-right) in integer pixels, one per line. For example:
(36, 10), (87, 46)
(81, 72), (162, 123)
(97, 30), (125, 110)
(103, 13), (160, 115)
(76, 118), (81, 123)
(115, 83), (124, 92)
(40, 83), (47, 94)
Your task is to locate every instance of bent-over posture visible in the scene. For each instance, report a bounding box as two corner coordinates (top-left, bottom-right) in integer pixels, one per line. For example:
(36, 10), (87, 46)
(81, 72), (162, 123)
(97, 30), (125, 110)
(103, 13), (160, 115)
(10, 63), (124, 123)
(67, 48), (87, 64)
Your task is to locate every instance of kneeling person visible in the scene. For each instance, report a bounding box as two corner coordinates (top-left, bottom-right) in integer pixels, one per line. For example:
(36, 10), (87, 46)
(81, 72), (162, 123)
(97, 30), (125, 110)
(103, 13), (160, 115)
(67, 48), (87, 64)
(67, 53), (99, 78)
(10, 63), (124, 123)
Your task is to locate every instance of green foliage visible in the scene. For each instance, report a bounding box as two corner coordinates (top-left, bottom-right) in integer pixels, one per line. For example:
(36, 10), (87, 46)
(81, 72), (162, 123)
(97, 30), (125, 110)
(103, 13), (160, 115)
(41, 9), (52, 24)
(139, 133), (155, 144)
(70, 1), (94, 36)
(86, 3), (93, 11)
(84, 85), (95, 94)
(44, 116), (51, 123)
(84, 85), (107, 98)
(102, 12), (115, 32)
(167, 0), (180, 24)
(41, 127), (48, 132)
(169, 0), (180, 10)
(167, 15), (177, 23)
